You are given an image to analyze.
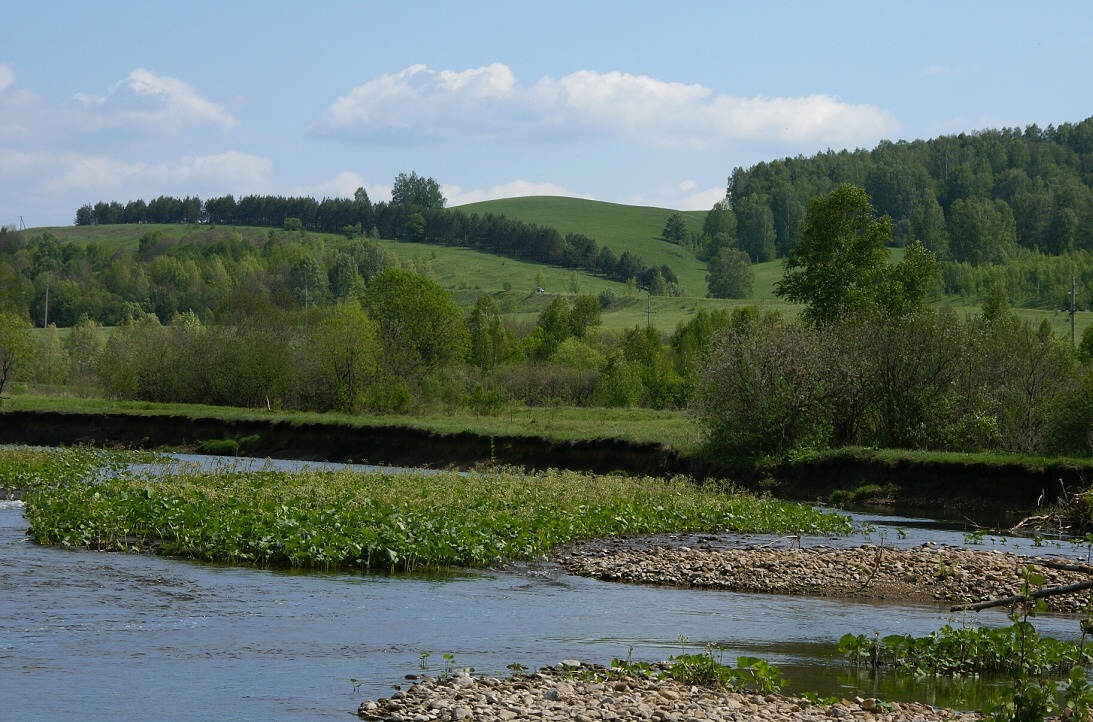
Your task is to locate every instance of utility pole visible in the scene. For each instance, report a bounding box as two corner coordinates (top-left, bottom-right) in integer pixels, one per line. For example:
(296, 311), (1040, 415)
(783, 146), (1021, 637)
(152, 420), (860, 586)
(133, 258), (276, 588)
(645, 295), (655, 330)
(43, 279), (49, 329)
(1069, 275), (1077, 346)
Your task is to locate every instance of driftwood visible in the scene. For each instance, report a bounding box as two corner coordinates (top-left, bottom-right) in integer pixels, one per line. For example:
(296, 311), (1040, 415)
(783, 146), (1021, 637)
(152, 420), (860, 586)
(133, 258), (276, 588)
(949, 556), (1093, 612)
(950, 580), (1093, 612)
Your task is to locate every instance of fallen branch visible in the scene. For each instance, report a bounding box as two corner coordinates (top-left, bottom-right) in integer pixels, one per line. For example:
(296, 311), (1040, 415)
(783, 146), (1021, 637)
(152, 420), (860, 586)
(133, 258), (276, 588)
(1028, 558), (1093, 576)
(950, 580), (1093, 612)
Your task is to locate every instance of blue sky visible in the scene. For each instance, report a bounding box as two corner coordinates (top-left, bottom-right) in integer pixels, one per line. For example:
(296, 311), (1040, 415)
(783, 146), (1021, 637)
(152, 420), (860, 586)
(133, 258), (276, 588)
(2, 1), (1091, 227)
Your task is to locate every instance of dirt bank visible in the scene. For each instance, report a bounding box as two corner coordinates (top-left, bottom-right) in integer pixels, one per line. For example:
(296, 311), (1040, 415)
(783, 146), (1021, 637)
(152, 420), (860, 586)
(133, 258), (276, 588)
(0, 409), (674, 475)
(1, 409), (1088, 512)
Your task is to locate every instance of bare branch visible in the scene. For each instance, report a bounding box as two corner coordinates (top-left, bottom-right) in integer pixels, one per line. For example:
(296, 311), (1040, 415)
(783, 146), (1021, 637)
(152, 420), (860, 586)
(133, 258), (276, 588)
(950, 580), (1093, 613)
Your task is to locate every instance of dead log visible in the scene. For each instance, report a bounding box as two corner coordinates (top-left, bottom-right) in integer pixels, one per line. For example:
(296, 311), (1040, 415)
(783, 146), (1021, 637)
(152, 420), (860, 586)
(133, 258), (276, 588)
(950, 580), (1093, 612)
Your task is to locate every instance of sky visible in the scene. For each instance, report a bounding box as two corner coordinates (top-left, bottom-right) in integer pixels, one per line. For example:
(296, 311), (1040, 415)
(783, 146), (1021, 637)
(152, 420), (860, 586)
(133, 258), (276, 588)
(2, 1), (1091, 228)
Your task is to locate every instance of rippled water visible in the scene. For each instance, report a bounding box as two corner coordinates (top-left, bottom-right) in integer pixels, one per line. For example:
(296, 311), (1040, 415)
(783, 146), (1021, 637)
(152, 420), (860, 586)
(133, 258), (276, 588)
(2, 470), (1089, 720)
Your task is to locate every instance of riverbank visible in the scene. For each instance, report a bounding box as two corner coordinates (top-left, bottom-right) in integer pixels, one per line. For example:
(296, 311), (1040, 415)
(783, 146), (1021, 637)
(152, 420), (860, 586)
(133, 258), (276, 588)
(356, 661), (982, 722)
(2, 407), (1092, 512)
(556, 539), (1093, 613)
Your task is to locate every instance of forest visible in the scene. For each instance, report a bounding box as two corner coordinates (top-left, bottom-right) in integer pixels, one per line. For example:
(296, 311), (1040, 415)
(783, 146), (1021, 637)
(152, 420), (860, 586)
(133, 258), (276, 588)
(717, 117), (1093, 307)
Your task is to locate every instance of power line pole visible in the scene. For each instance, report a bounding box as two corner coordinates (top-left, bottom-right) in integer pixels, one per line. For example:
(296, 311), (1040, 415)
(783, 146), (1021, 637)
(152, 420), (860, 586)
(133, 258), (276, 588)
(1069, 275), (1077, 346)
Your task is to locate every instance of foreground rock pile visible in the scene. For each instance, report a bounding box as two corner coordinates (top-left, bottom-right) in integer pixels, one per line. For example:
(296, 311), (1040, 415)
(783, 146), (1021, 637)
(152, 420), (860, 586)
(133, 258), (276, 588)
(357, 662), (982, 721)
(556, 542), (1093, 613)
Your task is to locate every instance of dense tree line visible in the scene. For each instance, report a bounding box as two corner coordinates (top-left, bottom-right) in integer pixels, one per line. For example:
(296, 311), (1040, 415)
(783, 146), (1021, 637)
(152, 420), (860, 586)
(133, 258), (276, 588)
(723, 117), (1093, 261)
(72, 175), (681, 296)
(0, 262), (719, 415)
(0, 225), (405, 327)
(682, 117), (1093, 304)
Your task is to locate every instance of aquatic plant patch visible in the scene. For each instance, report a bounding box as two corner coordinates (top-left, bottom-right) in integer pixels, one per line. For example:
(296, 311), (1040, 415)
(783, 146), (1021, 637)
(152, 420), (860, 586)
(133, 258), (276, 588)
(0, 446), (127, 496)
(22, 460), (850, 570)
(838, 622), (1091, 677)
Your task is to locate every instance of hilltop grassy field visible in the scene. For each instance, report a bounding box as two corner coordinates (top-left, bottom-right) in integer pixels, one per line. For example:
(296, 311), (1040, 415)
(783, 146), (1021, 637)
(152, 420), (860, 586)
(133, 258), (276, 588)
(456, 196), (710, 296)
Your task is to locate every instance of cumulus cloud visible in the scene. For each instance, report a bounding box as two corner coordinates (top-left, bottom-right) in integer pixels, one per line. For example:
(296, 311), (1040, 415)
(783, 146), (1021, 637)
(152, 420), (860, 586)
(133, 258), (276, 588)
(21, 149), (271, 199)
(627, 180), (727, 211)
(446, 180), (594, 206)
(290, 171), (389, 202)
(72, 68), (237, 136)
(314, 63), (899, 151)
(0, 62), (14, 94)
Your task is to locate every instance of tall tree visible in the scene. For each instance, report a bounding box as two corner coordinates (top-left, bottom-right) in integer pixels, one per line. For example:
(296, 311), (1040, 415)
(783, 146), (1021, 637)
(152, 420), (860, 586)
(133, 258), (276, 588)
(390, 172), (446, 211)
(305, 300), (378, 412)
(0, 311), (34, 397)
(775, 184), (892, 326)
(660, 213), (688, 244)
(361, 269), (468, 377)
(467, 294), (520, 371)
(947, 197), (1018, 265)
(706, 248), (754, 299)
(733, 194), (777, 262)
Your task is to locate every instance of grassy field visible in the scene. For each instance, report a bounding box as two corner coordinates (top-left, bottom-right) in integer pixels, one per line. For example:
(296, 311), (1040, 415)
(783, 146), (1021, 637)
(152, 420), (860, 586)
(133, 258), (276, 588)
(1, 394), (702, 449)
(456, 196), (710, 295)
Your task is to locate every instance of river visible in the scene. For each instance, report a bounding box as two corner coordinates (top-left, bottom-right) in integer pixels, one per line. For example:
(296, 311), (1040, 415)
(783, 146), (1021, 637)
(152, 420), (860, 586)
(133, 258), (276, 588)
(2, 458), (1089, 720)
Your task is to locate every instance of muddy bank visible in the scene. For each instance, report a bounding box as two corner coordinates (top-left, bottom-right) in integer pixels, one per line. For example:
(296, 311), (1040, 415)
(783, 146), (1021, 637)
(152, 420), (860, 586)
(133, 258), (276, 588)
(557, 540), (1093, 613)
(1, 409), (1088, 512)
(0, 410), (674, 476)
(356, 662), (982, 722)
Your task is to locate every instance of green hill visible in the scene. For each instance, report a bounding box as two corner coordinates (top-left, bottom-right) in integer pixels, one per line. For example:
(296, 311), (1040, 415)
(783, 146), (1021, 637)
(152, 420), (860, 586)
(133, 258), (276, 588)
(456, 196), (710, 296)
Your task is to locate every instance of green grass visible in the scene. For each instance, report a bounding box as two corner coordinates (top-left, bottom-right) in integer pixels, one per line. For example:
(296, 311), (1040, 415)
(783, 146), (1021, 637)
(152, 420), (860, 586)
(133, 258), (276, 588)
(786, 446), (1093, 471)
(1, 394), (700, 449)
(456, 196), (710, 295)
(17, 447), (852, 570)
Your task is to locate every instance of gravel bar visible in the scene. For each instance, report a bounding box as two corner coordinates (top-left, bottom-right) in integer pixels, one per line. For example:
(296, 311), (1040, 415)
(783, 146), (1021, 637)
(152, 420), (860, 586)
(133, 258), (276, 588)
(357, 662), (983, 722)
(555, 541), (1093, 613)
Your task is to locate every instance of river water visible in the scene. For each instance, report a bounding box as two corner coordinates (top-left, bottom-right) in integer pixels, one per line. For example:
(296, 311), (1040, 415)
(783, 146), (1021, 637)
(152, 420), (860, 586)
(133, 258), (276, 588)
(2, 460), (1090, 720)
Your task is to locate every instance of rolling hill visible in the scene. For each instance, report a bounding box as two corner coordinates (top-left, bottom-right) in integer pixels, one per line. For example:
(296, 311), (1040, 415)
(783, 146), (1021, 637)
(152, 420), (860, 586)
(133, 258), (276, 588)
(456, 196), (711, 296)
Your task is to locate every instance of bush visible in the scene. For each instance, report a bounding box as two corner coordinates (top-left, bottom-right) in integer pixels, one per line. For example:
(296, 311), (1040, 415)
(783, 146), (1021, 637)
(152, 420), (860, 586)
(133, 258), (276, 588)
(495, 363), (598, 407)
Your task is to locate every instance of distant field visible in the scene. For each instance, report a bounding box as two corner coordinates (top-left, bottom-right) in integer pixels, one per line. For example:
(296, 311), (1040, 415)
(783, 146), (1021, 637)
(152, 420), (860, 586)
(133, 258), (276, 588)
(25, 212), (1092, 338)
(457, 196), (710, 296)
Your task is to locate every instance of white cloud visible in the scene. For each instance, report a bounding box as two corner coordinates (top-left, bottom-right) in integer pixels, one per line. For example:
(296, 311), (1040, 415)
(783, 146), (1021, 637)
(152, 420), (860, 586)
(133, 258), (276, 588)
(5, 149), (270, 200)
(447, 180), (594, 206)
(314, 63), (899, 151)
(0, 63), (44, 142)
(72, 68), (237, 137)
(0, 62), (14, 94)
(290, 171), (389, 202)
(627, 180), (726, 211)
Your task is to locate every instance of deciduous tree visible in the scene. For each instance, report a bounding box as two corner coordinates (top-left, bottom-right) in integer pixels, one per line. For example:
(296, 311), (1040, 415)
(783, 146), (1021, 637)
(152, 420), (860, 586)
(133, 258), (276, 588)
(706, 248), (753, 299)
(0, 311), (33, 397)
(391, 172), (446, 211)
(775, 184), (892, 326)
